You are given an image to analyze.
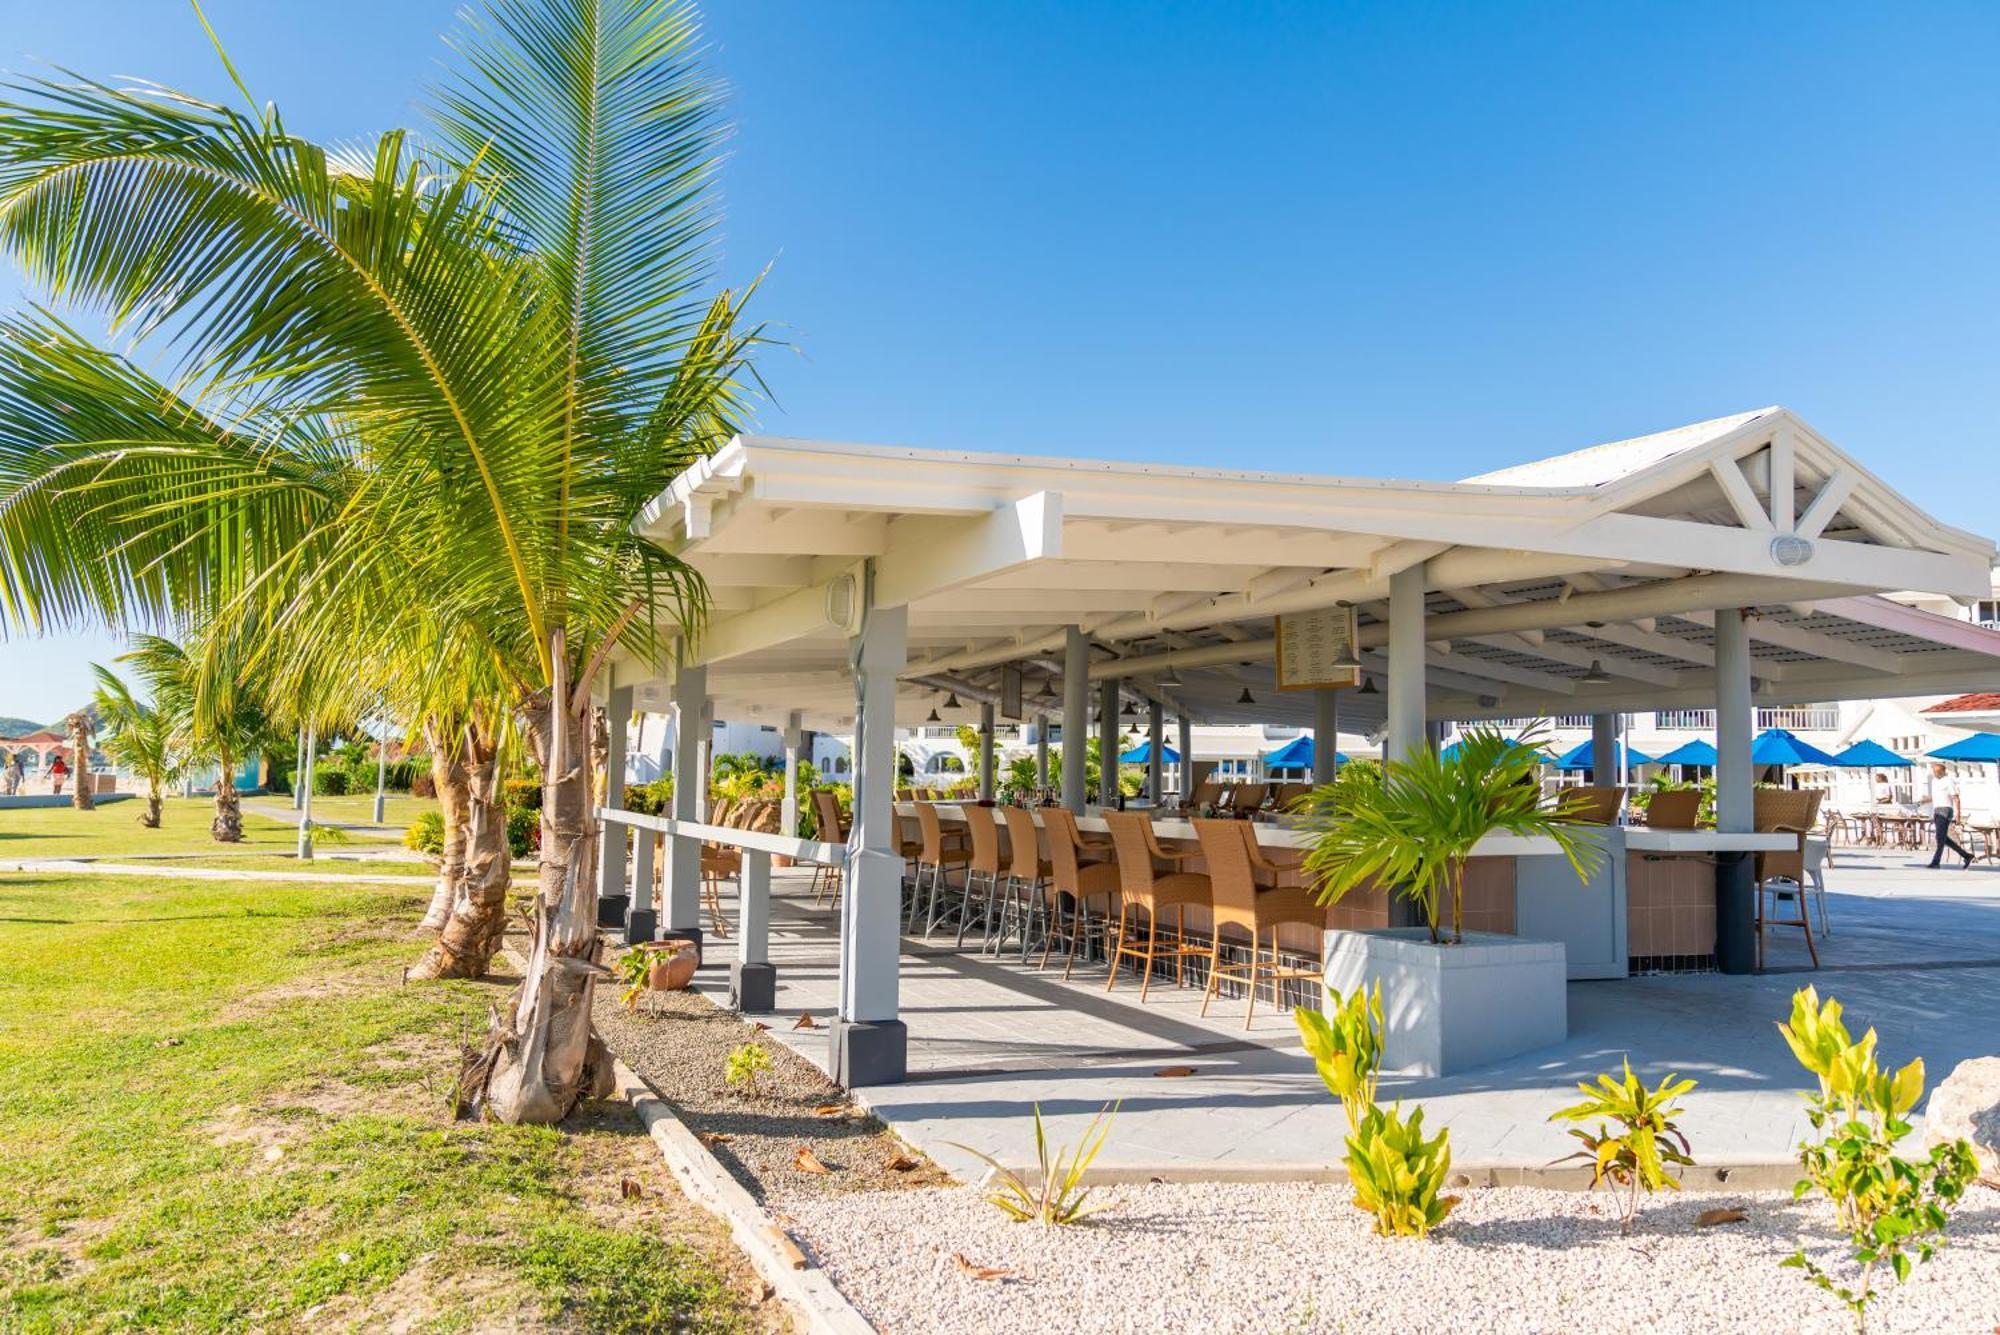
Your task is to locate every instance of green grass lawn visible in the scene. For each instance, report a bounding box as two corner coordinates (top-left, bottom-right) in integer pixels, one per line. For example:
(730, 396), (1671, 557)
(81, 854), (441, 879)
(286, 793), (438, 831)
(0, 799), (301, 860)
(0, 871), (761, 1333)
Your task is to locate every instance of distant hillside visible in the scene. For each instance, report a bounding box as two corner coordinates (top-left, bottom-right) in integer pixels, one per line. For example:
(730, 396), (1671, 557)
(0, 716), (46, 737)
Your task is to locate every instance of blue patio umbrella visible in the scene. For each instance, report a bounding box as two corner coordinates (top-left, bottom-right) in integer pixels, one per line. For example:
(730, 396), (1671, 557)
(1928, 733), (2000, 762)
(1441, 736), (1547, 762)
(1749, 728), (1843, 767)
(1117, 739), (1181, 765)
(1262, 735), (1347, 770)
(1833, 739), (1913, 769)
(1553, 739), (1655, 771)
(1654, 738), (1718, 768)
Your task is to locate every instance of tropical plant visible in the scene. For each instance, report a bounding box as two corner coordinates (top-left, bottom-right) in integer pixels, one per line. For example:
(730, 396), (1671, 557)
(112, 636), (273, 842)
(0, 0), (762, 1123)
(614, 947), (652, 1013)
(91, 663), (183, 827)
(1777, 987), (1979, 1332)
(1297, 725), (1603, 944)
(723, 1041), (772, 1096)
(1548, 1058), (1697, 1233)
(1295, 982), (1384, 1133)
(949, 1103), (1119, 1226)
(405, 809), (447, 859)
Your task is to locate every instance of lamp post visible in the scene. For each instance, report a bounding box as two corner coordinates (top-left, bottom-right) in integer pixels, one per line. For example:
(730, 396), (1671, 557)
(296, 725), (316, 860)
(373, 728), (388, 825)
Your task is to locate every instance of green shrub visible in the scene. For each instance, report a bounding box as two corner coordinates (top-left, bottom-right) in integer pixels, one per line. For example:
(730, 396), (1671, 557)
(625, 777), (674, 816)
(1549, 1058), (1696, 1233)
(950, 1102), (1118, 1226)
(404, 810), (445, 858)
(503, 776), (542, 811)
(311, 767), (350, 797)
(723, 1041), (771, 1095)
(506, 806), (538, 860)
(1296, 982), (1383, 1132)
(1778, 986), (1979, 1330)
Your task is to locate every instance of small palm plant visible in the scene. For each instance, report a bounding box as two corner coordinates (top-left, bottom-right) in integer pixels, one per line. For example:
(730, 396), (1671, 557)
(1297, 725), (1603, 944)
(949, 1103), (1118, 1226)
(92, 663), (185, 827)
(1548, 1057), (1697, 1233)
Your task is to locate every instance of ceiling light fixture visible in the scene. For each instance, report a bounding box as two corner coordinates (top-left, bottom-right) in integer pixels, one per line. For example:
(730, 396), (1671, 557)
(1121, 700), (1138, 717)
(1357, 677), (1379, 696)
(943, 692), (960, 710)
(1237, 688), (1256, 706)
(1580, 659), (1611, 684)
(925, 708), (941, 723)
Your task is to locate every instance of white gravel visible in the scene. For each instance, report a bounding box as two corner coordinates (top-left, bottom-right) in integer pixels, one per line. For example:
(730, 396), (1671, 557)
(783, 1181), (2000, 1334)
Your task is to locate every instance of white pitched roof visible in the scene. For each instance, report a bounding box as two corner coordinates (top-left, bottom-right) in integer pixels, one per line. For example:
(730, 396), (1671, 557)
(1464, 408), (1777, 488)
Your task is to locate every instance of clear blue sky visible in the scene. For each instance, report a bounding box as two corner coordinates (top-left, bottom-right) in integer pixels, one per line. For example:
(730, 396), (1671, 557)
(3, 0), (1998, 722)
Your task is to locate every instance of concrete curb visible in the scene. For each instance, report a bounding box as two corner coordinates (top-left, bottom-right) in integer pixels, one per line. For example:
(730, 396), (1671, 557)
(1054, 1157), (1802, 1193)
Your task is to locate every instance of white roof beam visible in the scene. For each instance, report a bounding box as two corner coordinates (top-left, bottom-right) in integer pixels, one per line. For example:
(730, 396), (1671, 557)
(1670, 608), (1903, 675)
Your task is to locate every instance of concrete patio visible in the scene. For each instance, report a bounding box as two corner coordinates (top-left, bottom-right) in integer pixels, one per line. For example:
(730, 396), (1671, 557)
(690, 850), (2000, 1180)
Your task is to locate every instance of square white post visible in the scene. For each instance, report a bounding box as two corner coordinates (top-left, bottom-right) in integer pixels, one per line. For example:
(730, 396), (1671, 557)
(977, 699), (996, 800)
(833, 598), (908, 1086)
(1146, 699), (1165, 802)
(1591, 713), (1618, 786)
(296, 726), (315, 860)
(660, 661), (706, 952)
(598, 683), (633, 927)
(1062, 626), (1089, 812)
(628, 823), (656, 943)
(1713, 606), (1757, 972)
(1177, 712), (1194, 804)
(730, 849), (775, 1012)
(1034, 720), (1050, 793)
(781, 712), (803, 837)
(1098, 677), (1120, 808)
(1386, 563), (1428, 763)
(1313, 689), (1340, 786)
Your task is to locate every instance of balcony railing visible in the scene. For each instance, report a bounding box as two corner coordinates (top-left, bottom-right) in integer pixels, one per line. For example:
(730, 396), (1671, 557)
(1656, 707), (1840, 732)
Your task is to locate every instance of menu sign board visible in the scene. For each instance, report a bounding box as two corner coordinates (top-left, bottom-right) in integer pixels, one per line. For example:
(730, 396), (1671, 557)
(1275, 606), (1361, 691)
(999, 666), (1024, 721)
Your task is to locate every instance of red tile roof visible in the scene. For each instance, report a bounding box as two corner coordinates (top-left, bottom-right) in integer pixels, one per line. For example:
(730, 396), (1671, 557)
(1925, 693), (2000, 714)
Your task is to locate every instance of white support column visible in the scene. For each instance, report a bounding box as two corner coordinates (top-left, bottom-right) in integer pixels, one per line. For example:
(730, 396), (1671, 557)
(781, 711), (802, 837)
(1062, 626), (1089, 812)
(1146, 699), (1165, 803)
(659, 661), (706, 948)
(1098, 677), (1121, 808)
(1386, 562), (1429, 762)
(1178, 713), (1194, 804)
(1591, 713), (1618, 787)
(697, 698), (714, 821)
(730, 848), (775, 1012)
(630, 822), (656, 940)
(598, 684), (633, 925)
(1714, 610), (1754, 833)
(834, 597), (909, 1086)
(372, 730), (388, 825)
(1034, 720), (1050, 794)
(1313, 689), (1340, 786)
(977, 700), (996, 801)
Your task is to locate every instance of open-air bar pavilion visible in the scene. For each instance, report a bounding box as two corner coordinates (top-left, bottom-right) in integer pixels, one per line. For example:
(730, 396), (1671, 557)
(595, 406), (2000, 1087)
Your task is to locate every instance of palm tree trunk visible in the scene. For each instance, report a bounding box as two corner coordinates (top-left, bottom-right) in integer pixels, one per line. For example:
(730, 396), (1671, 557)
(68, 716), (95, 811)
(211, 748), (242, 841)
(410, 724), (508, 979)
(417, 726), (470, 932)
(142, 780), (162, 829)
(463, 632), (614, 1124)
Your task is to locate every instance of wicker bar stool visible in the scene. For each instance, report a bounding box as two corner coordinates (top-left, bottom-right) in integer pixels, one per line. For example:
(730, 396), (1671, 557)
(1040, 807), (1121, 977)
(1644, 788), (1701, 830)
(911, 801), (972, 935)
(995, 805), (1054, 959)
(809, 789), (848, 908)
(954, 804), (1008, 948)
(1101, 811), (1211, 1001)
(1754, 788), (1823, 966)
(1193, 818), (1324, 1028)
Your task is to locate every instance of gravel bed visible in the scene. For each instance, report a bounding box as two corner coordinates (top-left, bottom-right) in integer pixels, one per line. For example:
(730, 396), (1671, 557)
(785, 1180), (2000, 1334)
(589, 961), (953, 1203)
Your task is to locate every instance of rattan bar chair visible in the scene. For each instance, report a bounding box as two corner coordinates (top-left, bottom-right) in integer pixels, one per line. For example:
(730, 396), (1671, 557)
(1040, 807), (1121, 978)
(995, 805), (1054, 960)
(1193, 818), (1324, 1028)
(1101, 811), (1211, 1001)
(1754, 788), (1823, 965)
(911, 801), (972, 935)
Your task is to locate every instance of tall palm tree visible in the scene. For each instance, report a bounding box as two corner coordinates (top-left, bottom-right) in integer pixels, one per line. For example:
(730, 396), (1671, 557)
(0, 0), (759, 1123)
(61, 708), (94, 810)
(92, 662), (184, 827)
(118, 635), (272, 841)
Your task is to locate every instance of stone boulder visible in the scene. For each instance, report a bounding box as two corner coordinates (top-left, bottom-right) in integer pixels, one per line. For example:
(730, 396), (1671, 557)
(1924, 1056), (2000, 1188)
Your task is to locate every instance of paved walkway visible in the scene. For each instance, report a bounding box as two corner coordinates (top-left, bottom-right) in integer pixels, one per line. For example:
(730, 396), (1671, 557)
(692, 851), (2000, 1179)
(242, 800), (400, 838)
(0, 858), (438, 885)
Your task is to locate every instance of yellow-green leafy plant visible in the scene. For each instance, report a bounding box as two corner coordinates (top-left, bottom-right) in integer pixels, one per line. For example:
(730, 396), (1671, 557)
(1346, 1103), (1458, 1238)
(1296, 982), (1384, 1133)
(948, 1102), (1118, 1225)
(1296, 983), (1458, 1238)
(724, 1040), (772, 1096)
(1777, 986), (1979, 1332)
(1548, 1058), (1696, 1233)
(614, 947), (650, 1012)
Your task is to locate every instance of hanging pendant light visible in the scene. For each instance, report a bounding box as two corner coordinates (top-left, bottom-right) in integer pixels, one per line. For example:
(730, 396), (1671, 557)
(1038, 675), (1058, 699)
(1121, 700), (1138, 718)
(925, 708), (941, 724)
(1580, 659), (1611, 684)
(943, 692), (961, 710)
(1237, 688), (1256, 706)
(1159, 665), (1181, 686)
(1357, 676), (1379, 696)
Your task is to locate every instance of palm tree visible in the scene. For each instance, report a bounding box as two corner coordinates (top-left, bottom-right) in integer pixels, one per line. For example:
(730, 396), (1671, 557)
(117, 635), (272, 841)
(1298, 726), (1605, 944)
(92, 662), (183, 827)
(0, 0), (759, 1123)
(61, 708), (94, 810)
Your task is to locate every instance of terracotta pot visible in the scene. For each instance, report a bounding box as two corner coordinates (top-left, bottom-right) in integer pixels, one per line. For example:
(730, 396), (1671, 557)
(643, 938), (699, 991)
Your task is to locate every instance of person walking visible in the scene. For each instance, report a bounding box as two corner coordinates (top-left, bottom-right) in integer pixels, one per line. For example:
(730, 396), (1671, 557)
(1927, 762), (1974, 869)
(49, 751), (67, 796)
(1, 750), (20, 796)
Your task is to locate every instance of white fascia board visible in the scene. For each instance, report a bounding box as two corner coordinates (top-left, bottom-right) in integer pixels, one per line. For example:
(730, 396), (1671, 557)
(1815, 595), (2000, 659)
(1462, 654), (2000, 721)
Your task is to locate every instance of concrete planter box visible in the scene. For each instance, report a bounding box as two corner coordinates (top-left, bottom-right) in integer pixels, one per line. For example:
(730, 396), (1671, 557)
(1322, 928), (1567, 1077)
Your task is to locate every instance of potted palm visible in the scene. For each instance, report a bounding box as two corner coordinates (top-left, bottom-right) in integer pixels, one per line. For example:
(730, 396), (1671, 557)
(1298, 726), (1603, 1075)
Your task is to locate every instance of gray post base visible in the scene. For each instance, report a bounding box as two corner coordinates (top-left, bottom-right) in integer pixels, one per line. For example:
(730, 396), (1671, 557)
(1714, 851), (1756, 975)
(829, 1017), (908, 1088)
(623, 907), (656, 945)
(729, 961), (777, 1013)
(597, 893), (630, 929)
(663, 924), (706, 966)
